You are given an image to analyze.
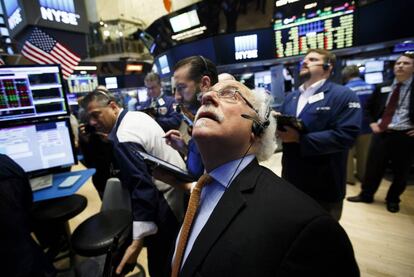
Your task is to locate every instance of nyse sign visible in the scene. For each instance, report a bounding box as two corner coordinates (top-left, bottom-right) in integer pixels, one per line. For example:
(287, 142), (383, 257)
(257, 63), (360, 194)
(234, 34), (259, 61)
(40, 7), (80, 25)
(8, 8), (23, 30)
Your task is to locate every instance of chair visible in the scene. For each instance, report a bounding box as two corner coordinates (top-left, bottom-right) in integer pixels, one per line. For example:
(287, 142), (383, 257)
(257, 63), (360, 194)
(31, 194), (88, 265)
(71, 178), (146, 277)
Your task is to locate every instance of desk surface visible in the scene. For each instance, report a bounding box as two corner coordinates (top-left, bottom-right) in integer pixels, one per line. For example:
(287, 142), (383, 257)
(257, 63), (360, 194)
(33, 169), (95, 202)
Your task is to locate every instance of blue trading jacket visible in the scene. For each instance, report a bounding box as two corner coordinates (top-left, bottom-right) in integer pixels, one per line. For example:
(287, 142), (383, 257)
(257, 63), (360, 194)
(279, 80), (362, 202)
(141, 95), (182, 132)
(345, 78), (374, 134)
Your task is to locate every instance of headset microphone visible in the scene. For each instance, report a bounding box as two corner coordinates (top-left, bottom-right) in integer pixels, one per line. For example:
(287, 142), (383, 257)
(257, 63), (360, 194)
(241, 114), (269, 137)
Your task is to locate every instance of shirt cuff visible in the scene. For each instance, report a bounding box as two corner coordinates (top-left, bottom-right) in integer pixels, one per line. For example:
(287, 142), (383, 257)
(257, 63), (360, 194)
(133, 221), (158, 240)
(189, 181), (197, 193)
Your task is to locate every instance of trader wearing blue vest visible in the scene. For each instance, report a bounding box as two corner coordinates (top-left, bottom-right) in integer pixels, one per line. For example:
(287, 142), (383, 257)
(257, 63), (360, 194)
(277, 49), (362, 220)
(139, 72), (182, 132)
(342, 65), (375, 184)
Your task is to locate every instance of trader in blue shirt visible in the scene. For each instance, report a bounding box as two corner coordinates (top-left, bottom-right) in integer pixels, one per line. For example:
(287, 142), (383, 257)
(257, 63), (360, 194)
(139, 72), (182, 132)
(277, 49), (361, 220)
(342, 65), (375, 184)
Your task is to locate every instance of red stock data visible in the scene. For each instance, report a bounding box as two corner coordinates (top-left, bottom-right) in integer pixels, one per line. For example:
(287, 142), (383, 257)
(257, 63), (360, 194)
(273, 1), (355, 58)
(0, 79), (33, 110)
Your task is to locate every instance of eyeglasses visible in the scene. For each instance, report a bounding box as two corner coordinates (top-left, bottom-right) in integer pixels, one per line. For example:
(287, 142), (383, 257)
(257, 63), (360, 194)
(212, 87), (257, 112)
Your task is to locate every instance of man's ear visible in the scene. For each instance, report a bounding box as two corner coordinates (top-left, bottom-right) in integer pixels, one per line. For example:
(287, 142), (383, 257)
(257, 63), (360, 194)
(200, 76), (212, 91)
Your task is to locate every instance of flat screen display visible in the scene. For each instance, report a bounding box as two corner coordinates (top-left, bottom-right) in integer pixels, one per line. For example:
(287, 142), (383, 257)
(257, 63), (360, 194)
(0, 65), (69, 122)
(0, 118), (76, 175)
(273, 0), (355, 58)
(67, 74), (98, 94)
(365, 60), (384, 73)
(364, 72), (383, 84)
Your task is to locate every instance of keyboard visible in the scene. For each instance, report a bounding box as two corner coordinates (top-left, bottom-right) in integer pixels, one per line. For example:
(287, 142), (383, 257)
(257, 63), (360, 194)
(58, 175), (81, 188)
(30, 174), (53, 191)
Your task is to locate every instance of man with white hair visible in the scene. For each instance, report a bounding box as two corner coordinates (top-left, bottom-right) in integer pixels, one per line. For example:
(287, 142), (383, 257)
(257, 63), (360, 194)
(170, 80), (359, 277)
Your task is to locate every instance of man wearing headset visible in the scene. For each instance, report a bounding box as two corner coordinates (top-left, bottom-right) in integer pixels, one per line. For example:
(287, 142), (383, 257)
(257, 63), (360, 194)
(165, 56), (218, 179)
(170, 80), (359, 277)
(277, 48), (362, 220)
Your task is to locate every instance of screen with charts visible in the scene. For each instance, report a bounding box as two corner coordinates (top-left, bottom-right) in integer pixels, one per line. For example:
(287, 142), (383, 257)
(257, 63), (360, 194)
(0, 118), (76, 176)
(273, 0), (355, 58)
(67, 74), (98, 94)
(0, 65), (69, 122)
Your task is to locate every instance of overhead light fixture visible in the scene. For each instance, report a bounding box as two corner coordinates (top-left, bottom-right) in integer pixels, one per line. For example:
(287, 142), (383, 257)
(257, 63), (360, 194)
(74, 66), (97, 71)
(126, 64), (143, 72)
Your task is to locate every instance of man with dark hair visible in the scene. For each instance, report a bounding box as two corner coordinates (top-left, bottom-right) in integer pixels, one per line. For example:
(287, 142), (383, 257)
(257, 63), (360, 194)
(82, 87), (187, 277)
(277, 48), (362, 220)
(170, 80), (359, 277)
(347, 52), (414, 213)
(165, 56), (218, 179)
(0, 154), (56, 277)
(139, 72), (181, 131)
(341, 65), (375, 184)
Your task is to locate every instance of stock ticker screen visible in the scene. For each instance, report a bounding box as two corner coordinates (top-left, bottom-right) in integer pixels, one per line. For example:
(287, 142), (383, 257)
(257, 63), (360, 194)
(273, 0), (355, 58)
(0, 65), (69, 122)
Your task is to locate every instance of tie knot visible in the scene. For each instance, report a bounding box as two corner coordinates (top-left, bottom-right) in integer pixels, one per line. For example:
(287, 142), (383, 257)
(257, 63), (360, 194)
(193, 173), (212, 192)
(396, 83), (403, 89)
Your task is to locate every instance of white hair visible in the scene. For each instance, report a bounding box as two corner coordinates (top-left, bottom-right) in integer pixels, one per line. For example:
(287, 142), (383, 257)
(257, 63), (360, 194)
(251, 88), (277, 161)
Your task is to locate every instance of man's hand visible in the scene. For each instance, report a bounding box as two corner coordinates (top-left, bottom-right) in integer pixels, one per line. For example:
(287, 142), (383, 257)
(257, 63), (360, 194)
(276, 126), (300, 143)
(152, 167), (192, 191)
(116, 239), (144, 275)
(370, 122), (382, 134)
(407, 129), (414, 137)
(164, 129), (188, 155)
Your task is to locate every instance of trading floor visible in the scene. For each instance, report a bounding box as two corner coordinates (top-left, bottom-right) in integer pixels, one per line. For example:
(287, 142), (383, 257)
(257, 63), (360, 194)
(66, 152), (414, 277)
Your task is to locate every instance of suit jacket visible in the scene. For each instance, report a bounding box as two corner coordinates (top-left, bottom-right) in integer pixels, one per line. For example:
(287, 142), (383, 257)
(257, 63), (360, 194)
(366, 78), (414, 124)
(278, 80), (361, 202)
(179, 159), (359, 277)
(0, 154), (56, 277)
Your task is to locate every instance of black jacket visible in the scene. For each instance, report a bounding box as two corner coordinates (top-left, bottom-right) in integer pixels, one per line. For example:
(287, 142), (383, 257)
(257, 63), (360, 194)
(178, 159), (359, 277)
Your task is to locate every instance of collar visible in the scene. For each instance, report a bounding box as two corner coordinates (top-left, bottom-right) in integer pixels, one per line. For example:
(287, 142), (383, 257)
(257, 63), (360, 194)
(393, 76), (413, 87)
(208, 154), (255, 189)
(299, 79), (327, 94)
(108, 108), (126, 141)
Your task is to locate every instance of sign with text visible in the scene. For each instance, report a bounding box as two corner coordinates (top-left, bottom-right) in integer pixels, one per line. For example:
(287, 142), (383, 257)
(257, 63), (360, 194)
(2, 0), (88, 37)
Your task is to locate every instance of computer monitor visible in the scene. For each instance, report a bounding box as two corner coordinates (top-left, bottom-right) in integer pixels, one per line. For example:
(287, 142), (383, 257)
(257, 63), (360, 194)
(364, 72), (383, 84)
(67, 74), (98, 94)
(0, 118), (77, 176)
(0, 65), (69, 123)
(365, 60), (384, 73)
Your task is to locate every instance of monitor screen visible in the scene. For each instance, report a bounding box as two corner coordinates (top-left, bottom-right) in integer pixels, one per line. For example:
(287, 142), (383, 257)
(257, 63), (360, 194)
(0, 65), (69, 122)
(105, 77), (118, 89)
(273, 0), (355, 58)
(0, 118), (76, 176)
(67, 74), (98, 94)
(365, 60), (384, 73)
(364, 72), (383, 84)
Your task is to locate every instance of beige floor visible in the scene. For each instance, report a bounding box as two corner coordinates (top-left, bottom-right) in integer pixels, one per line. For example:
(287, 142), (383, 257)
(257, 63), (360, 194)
(68, 153), (414, 277)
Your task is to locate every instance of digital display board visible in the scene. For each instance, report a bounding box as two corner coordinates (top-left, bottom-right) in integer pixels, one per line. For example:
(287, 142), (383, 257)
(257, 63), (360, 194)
(67, 74), (98, 94)
(273, 0), (355, 58)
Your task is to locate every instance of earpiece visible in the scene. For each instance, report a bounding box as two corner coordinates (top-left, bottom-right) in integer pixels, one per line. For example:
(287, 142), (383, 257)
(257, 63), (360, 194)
(322, 62), (330, 70)
(241, 110), (270, 137)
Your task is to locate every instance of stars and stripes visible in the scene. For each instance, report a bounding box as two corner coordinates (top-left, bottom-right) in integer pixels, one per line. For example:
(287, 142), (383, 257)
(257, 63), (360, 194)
(21, 28), (80, 79)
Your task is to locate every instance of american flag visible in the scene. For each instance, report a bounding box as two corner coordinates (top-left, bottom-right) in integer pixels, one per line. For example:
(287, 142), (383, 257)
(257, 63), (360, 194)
(21, 28), (80, 79)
